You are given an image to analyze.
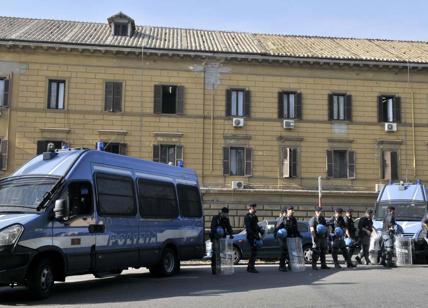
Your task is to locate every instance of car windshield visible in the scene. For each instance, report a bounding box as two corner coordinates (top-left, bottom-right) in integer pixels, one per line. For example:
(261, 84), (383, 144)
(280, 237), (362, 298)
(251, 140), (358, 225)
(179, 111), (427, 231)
(0, 176), (59, 211)
(375, 202), (427, 221)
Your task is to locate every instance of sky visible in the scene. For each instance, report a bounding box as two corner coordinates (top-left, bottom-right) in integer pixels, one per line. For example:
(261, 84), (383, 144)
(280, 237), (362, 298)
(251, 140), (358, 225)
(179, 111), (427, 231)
(1, 0), (428, 41)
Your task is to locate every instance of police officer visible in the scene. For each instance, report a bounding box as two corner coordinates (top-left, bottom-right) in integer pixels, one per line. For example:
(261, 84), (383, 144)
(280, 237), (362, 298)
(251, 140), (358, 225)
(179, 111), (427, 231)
(309, 207), (329, 270)
(356, 209), (374, 265)
(330, 208), (355, 268)
(274, 208), (289, 272)
(380, 205), (397, 267)
(210, 207), (233, 275)
(344, 208), (357, 260)
(244, 203), (264, 273)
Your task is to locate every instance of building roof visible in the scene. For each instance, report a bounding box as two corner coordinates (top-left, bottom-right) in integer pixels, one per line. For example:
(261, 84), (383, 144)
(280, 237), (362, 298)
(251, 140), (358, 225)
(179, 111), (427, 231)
(1, 15), (428, 65)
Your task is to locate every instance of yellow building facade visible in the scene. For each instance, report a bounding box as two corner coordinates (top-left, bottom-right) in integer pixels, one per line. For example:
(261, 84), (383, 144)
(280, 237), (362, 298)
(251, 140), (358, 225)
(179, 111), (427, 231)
(1, 14), (428, 228)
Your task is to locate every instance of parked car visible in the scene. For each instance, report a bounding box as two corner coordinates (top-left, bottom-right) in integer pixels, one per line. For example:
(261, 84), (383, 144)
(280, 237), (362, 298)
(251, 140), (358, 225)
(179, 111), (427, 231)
(206, 220), (314, 264)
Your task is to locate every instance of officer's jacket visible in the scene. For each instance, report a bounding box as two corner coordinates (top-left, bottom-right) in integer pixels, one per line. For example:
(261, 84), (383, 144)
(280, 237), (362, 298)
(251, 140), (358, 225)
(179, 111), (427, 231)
(244, 213), (262, 240)
(358, 216), (373, 238)
(344, 216), (356, 238)
(382, 213), (396, 232)
(210, 214), (233, 239)
(309, 215), (327, 239)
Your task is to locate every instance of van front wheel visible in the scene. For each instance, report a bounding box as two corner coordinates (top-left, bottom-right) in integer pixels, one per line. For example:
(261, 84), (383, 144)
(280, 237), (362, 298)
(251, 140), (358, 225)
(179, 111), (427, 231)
(149, 248), (178, 277)
(27, 258), (54, 300)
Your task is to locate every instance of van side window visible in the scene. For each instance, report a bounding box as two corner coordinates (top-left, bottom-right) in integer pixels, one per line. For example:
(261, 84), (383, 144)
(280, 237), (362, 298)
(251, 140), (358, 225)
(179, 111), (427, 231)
(68, 182), (93, 216)
(95, 173), (136, 216)
(177, 184), (203, 218)
(138, 179), (179, 219)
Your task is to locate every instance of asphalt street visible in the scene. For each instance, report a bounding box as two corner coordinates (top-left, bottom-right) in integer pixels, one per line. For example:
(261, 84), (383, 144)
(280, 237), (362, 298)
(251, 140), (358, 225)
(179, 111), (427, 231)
(0, 263), (427, 308)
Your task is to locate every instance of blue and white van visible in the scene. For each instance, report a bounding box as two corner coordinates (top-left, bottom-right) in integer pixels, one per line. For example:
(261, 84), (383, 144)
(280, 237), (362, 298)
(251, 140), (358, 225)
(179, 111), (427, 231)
(374, 181), (427, 237)
(0, 148), (205, 298)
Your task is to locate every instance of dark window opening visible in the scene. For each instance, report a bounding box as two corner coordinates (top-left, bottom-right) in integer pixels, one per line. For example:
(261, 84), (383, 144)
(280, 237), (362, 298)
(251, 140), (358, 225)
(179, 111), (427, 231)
(95, 173), (136, 216)
(105, 82), (123, 112)
(327, 150), (355, 179)
(177, 184), (203, 218)
(36, 140), (65, 155)
(104, 142), (127, 155)
(226, 89), (250, 117)
(67, 182), (93, 217)
(381, 150), (399, 180)
(223, 147), (252, 176)
(378, 95), (401, 123)
(279, 92), (302, 119)
(162, 86), (177, 114)
(282, 147), (298, 178)
(0, 78), (10, 107)
(138, 178), (179, 219)
(47, 80), (65, 109)
(114, 23), (128, 36)
(153, 144), (183, 166)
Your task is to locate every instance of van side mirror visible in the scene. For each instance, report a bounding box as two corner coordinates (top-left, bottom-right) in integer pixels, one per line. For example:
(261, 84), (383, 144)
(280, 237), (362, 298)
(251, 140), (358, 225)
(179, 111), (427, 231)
(54, 199), (69, 221)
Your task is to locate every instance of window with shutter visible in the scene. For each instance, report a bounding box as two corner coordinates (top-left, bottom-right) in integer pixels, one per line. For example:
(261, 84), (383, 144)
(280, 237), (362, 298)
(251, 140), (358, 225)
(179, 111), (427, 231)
(0, 78), (10, 107)
(381, 150), (399, 180)
(282, 147), (298, 178)
(0, 139), (8, 171)
(230, 147), (245, 176)
(279, 92), (299, 119)
(245, 147), (252, 176)
(154, 144), (184, 165)
(223, 147), (230, 175)
(244, 90), (251, 117)
(228, 89), (245, 117)
(155, 85), (181, 114)
(378, 96), (399, 123)
(47, 80), (66, 110)
(330, 94), (347, 121)
(153, 144), (160, 162)
(105, 82), (122, 112)
(327, 149), (355, 179)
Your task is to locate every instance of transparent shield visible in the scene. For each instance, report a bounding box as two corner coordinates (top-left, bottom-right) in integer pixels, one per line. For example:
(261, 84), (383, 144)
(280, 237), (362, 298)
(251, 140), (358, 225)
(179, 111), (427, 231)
(395, 236), (413, 266)
(287, 237), (305, 272)
(369, 231), (382, 264)
(220, 238), (234, 275)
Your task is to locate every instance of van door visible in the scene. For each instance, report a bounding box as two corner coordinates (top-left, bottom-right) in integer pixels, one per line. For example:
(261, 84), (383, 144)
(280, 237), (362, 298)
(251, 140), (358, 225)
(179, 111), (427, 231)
(52, 181), (95, 274)
(93, 172), (139, 272)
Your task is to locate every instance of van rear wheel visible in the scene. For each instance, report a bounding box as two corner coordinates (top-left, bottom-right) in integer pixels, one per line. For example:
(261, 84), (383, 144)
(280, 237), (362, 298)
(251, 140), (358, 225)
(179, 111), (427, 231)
(149, 248), (179, 277)
(27, 258), (54, 300)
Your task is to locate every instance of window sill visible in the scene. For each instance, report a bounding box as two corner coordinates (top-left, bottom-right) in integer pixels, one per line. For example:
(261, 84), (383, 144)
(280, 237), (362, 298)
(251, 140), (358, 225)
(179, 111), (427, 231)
(154, 113), (183, 116)
(46, 108), (66, 112)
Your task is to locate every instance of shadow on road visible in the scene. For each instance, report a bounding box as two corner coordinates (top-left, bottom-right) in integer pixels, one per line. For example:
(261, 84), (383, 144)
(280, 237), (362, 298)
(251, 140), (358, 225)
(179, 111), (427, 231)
(0, 264), (383, 305)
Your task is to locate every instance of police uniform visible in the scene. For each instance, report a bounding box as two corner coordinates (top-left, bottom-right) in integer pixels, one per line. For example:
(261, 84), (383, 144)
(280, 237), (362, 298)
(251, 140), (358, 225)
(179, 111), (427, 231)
(274, 215), (289, 271)
(357, 214), (374, 264)
(309, 213), (329, 270)
(244, 209), (264, 272)
(344, 212), (357, 258)
(210, 211), (233, 275)
(381, 210), (396, 267)
(330, 211), (354, 268)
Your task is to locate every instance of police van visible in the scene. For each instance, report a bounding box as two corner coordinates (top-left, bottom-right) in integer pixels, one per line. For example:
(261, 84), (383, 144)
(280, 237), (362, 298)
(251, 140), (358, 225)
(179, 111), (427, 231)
(0, 148), (205, 298)
(374, 180), (428, 237)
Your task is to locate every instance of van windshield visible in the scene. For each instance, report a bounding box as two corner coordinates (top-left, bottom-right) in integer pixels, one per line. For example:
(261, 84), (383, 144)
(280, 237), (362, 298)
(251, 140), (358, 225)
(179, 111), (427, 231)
(0, 176), (59, 211)
(375, 202), (427, 221)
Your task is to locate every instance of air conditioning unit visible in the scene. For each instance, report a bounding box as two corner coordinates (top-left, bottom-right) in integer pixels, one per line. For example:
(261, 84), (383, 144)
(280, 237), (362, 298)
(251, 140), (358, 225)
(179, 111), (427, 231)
(233, 118), (244, 128)
(375, 183), (385, 192)
(283, 119), (295, 129)
(385, 122), (397, 132)
(231, 181), (244, 189)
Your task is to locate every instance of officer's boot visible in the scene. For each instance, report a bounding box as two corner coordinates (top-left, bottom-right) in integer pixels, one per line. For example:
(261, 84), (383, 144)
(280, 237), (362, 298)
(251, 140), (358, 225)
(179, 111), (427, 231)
(311, 253), (318, 270)
(320, 252), (330, 269)
(332, 251), (341, 268)
(344, 250), (356, 268)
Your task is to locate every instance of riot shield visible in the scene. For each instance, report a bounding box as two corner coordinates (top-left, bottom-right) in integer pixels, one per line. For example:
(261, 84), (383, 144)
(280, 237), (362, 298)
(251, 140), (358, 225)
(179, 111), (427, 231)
(287, 237), (305, 272)
(219, 237), (234, 275)
(369, 230), (381, 264)
(395, 236), (413, 266)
